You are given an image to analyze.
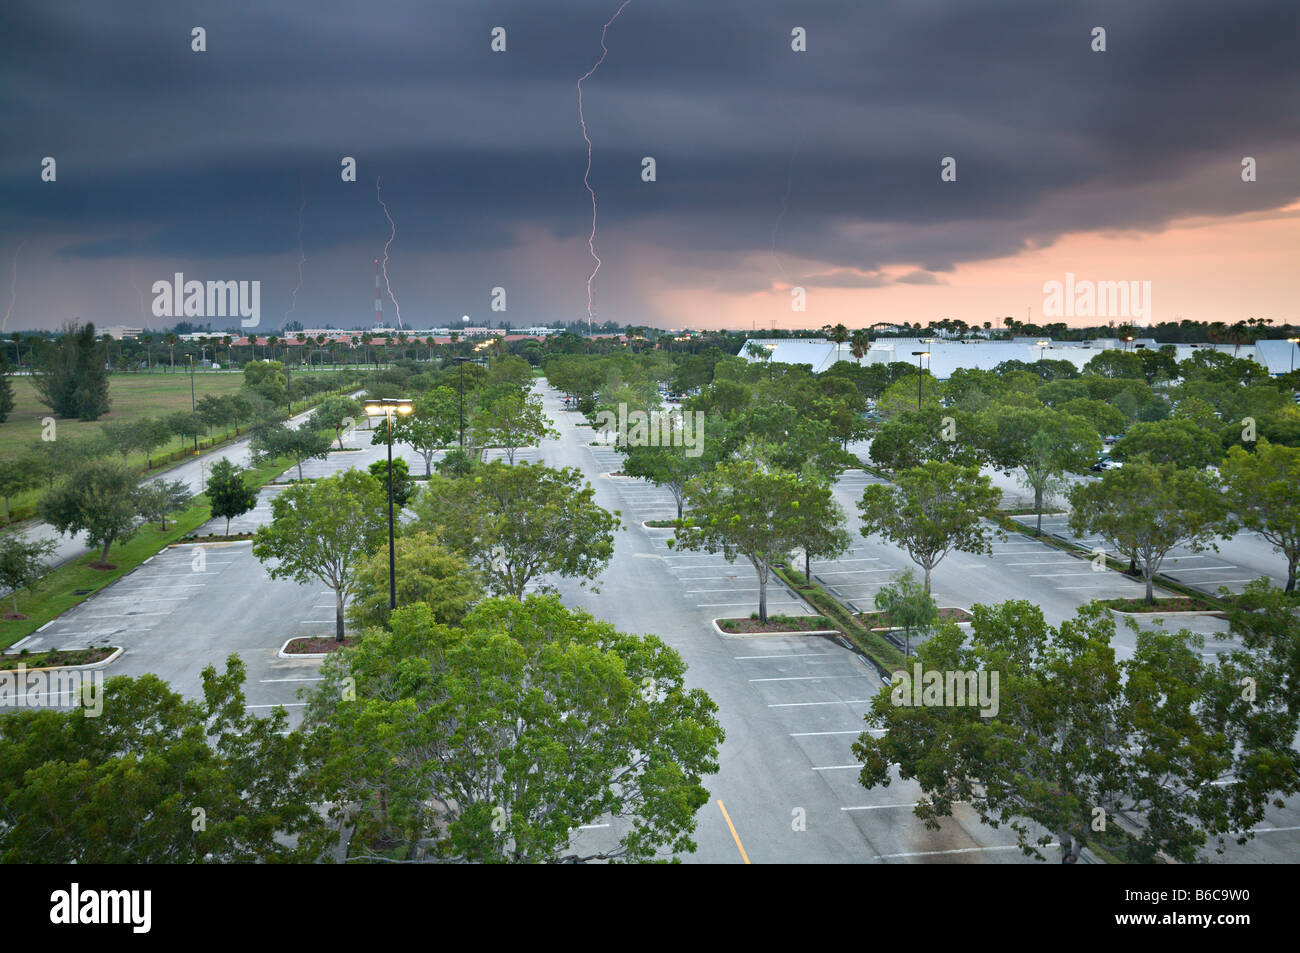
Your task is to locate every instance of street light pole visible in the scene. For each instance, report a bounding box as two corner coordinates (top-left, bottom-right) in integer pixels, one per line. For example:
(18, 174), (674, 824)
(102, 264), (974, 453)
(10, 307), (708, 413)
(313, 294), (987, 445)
(910, 349), (930, 410)
(364, 398), (415, 613)
(1289, 337), (1299, 374)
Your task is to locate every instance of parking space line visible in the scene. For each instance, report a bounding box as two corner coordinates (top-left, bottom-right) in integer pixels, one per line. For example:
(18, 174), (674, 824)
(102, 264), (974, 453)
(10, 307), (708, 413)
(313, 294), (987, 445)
(749, 675), (871, 682)
(769, 699), (871, 708)
(735, 652), (835, 660)
(841, 803), (918, 811)
(811, 765), (860, 771)
(877, 843), (1058, 859)
(792, 729), (882, 736)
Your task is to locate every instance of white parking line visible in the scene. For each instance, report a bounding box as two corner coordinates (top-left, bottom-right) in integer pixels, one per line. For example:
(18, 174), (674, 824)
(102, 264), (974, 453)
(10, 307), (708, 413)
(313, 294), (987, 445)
(260, 677), (324, 682)
(810, 765), (860, 771)
(792, 729), (882, 736)
(1003, 561), (1081, 567)
(816, 569), (897, 575)
(769, 699), (871, 708)
(841, 803), (919, 811)
(735, 652), (835, 660)
(698, 599), (801, 607)
(1162, 565), (1238, 572)
(750, 675), (871, 682)
(877, 843), (1058, 859)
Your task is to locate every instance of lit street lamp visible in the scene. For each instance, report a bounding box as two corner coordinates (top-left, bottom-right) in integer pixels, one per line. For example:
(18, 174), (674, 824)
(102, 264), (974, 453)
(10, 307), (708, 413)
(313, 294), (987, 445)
(363, 397), (415, 611)
(910, 349), (930, 410)
(1036, 339), (1050, 363)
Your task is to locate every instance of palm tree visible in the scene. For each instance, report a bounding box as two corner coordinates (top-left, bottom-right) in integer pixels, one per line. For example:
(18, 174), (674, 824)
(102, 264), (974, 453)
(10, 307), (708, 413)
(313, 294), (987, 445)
(849, 329), (870, 364)
(164, 332), (177, 371)
(142, 333), (153, 370)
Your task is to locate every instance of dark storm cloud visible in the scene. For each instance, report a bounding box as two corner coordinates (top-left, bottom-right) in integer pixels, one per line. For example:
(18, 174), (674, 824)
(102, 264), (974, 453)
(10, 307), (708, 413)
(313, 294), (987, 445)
(0, 0), (1296, 328)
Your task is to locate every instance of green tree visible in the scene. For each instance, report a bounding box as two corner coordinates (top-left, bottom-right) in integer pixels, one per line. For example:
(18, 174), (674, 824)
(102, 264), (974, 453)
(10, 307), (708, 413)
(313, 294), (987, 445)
(0, 533), (57, 618)
(1220, 440), (1300, 592)
(31, 321), (111, 420)
(252, 469), (387, 641)
(38, 458), (140, 567)
(857, 461), (1003, 594)
(241, 359), (287, 406)
(367, 455), (413, 507)
(0, 457), (40, 522)
(164, 410), (204, 452)
(310, 394), (363, 450)
(855, 600), (1300, 863)
(868, 407), (984, 472)
(791, 464), (851, 583)
(1057, 397), (1127, 438)
(414, 462), (619, 599)
(0, 348), (14, 423)
(346, 531), (482, 631)
(872, 568), (938, 659)
(982, 406), (1101, 535)
(619, 427), (715, 521)
(306, 595), (724, 863)
(250, 422), (332, 481)
(1082, 349), (1145, 379)
(372, 387), (459, 477)
(672, 459), (825, 622)
(206, 458), (258, 535)
(1068, 460), (1232, 603)
(0, 657), (329, 863)
(471, 392), (557, 464)
(135, 416), (175, 468)
(1110, 417), (1223, 470)
(134, 478), (193, 531)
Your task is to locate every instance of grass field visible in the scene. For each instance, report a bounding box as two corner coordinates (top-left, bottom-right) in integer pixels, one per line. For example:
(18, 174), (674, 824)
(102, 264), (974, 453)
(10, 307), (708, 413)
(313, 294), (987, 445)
(0, 372), (247, 462)
(0, 368), (360, 523)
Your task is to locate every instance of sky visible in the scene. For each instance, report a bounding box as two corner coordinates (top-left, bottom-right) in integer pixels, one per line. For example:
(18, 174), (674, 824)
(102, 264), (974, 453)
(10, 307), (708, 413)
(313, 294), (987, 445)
(1, 0), (1297, 335)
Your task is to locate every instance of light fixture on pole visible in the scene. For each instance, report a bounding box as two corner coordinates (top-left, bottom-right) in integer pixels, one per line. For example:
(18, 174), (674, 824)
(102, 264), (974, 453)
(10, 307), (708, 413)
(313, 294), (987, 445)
(363, 398), (415, 611)
(910, 350), (930, 410)
(1036, 340), (1050, 363)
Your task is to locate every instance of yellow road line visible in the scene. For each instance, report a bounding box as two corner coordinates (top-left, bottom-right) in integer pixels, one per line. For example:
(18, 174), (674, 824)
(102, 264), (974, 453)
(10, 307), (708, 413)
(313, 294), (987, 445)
(716, 799), (750, 864)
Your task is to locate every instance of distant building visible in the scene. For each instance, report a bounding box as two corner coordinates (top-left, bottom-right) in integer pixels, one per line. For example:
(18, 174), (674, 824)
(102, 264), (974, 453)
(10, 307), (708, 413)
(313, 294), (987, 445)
(100, 326), (143, 340)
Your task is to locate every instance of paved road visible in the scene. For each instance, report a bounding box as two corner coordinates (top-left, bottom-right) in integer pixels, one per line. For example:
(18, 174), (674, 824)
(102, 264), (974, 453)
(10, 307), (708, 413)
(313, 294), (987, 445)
(8, 397), (361, 574)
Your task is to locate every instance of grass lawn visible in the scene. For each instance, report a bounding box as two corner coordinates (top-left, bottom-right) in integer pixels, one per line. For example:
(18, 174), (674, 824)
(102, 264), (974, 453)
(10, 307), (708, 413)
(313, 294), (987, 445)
(0, 454), (293, 649)
(0, 371), (361, 523)
(0, 372), (249, 461)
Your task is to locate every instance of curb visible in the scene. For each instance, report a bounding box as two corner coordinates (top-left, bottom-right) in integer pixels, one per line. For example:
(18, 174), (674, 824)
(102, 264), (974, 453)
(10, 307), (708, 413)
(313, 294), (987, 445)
(710, 618), (840, 638)
(0, 645), (123, 673)
(278, 637), (331, 659)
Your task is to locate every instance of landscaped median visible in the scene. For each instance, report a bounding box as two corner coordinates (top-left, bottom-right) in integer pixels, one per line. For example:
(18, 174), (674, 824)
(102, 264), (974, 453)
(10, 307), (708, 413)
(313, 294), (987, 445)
(0, 645), (121, 671)
(0, 453), (295, 649)
(773, 563), (906, 676)
(712, 613), (839, 636)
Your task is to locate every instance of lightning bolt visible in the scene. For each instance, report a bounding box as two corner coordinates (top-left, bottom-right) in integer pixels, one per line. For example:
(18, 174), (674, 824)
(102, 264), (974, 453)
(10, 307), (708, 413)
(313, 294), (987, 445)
(3, 240), (25, 334)
(285, 177), (307, 322)
(376, 176), (403, 329)
(577, 0), (631, 330)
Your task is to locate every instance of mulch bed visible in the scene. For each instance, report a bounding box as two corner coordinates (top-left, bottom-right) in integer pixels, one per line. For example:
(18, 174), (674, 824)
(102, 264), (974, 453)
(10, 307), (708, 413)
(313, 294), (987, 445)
(0, 646), (116, 670)
(717, 616), (837, 634)
(1096, 597), (1223, 615)
(283, 636), (359, 654)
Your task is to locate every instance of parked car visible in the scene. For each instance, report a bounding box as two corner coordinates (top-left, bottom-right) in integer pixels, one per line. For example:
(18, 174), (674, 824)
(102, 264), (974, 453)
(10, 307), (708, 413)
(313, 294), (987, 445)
(1090, 456), (1123, 472)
